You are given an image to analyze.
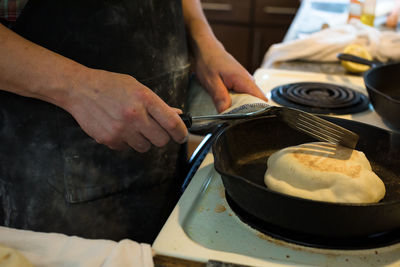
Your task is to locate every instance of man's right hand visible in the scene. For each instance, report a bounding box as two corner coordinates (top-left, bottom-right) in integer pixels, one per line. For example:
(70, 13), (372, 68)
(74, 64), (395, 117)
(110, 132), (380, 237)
(63, 69), (188, 152)
(0, 24), (188, 153)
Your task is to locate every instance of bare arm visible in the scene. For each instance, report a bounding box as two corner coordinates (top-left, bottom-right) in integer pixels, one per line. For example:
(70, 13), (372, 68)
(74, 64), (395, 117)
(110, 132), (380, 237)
(181, 0), (268, 112)
(0, 23), (85, 106)
(0, 24), (187, 152)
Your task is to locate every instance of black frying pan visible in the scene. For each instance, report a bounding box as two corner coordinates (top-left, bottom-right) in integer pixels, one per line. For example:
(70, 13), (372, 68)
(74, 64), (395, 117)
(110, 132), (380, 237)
(212, 116), (400, 239)
(338, 53), (400, 129)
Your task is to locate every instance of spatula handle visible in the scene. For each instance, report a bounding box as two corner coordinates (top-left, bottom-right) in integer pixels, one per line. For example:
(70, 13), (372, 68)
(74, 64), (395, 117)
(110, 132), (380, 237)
(179, 113), (192, 128)
(337, 53), (380, 67)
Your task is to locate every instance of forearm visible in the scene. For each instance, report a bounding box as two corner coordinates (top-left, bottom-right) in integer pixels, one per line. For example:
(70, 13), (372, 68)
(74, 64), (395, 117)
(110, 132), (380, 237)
(0, 24), (188, 152)
(181, 0), (267, 112)
(181, 0), (224, 55)
(0, 24), (91, 108)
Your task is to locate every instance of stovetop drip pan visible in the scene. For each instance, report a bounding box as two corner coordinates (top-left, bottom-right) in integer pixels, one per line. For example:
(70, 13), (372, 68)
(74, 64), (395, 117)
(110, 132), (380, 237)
(271, 82), (370, 115)
(226, 192), (400, 250)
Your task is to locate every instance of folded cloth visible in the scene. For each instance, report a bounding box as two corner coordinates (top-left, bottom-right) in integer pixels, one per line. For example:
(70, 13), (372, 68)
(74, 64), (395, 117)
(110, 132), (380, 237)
(0, 226), (153, 267)
(223, 93), (268, 113)
(262, 20), (400, 68)
(187, 77), (268, 117)
(187, 91), (268, 133)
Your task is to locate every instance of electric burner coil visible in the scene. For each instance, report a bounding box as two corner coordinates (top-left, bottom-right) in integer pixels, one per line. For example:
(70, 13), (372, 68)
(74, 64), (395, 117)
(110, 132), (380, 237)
(271, 82), (370, 115)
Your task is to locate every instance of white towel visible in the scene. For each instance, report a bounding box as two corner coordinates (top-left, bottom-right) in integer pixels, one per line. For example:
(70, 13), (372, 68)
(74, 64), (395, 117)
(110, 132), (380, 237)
(262, 20), (400, 68)
(0, 226), (154, 267)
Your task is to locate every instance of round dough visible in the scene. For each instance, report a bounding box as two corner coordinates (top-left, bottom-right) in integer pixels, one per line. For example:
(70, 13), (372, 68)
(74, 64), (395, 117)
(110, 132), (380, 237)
(264, 142), (385, 203)
(0, 244), (33, 267)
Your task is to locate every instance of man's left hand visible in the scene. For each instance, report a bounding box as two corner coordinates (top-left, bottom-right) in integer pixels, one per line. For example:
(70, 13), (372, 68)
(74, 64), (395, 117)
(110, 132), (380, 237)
(192, 40), (268, 113)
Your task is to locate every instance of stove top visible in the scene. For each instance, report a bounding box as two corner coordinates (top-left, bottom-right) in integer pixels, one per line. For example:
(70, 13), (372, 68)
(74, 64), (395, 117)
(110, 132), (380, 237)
(254, 68), (398, 132)
(153, 69), (400, 266)
(153, 154), (400, 266)
(271, 82), (370, 114)
(226, 192), (400, 250)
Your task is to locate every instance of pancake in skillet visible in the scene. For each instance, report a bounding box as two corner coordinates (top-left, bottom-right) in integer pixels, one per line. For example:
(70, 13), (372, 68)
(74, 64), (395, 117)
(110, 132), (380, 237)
(264, 142), (385, 203)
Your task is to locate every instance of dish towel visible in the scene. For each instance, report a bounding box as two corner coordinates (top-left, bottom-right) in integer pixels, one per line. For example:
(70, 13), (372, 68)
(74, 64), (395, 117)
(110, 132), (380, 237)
(262, 20), (400, 68)
(187, 77), (268, 117)
(0, 226), (153, 267)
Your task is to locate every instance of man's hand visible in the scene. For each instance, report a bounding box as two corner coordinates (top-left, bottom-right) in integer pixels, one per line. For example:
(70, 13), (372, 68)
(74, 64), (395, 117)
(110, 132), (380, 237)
(191, 40), (268, 113)
(64, 70), (188, 152)
(182, 0), (268, 113)
(0, 24), (188, 153)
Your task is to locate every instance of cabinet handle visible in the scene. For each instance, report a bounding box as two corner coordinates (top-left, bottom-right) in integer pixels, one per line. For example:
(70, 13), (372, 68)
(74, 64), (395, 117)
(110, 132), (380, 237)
(263, 6), (297, 15)
(201, 2), (233, 12)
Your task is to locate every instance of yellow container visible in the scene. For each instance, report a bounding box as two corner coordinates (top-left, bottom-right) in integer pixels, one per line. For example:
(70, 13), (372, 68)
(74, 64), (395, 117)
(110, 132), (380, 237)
(361, 0), (376, 26)
(361, 12), (375, 26)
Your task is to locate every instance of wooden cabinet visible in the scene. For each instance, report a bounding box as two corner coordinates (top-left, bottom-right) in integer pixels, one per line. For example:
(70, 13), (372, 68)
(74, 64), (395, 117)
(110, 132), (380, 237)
(211, 24), (251, 69)
(201, 0), (299, 73)
(201, 0), (252, 23)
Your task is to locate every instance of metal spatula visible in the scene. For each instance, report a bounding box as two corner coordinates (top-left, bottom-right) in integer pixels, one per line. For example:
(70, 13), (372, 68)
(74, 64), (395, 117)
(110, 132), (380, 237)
(180, 103), (359, 149)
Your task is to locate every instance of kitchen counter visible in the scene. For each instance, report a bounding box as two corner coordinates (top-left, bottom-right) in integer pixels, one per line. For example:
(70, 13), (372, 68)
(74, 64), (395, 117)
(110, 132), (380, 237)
(276, 0), (349, 74)
(266, 0), (398, 74)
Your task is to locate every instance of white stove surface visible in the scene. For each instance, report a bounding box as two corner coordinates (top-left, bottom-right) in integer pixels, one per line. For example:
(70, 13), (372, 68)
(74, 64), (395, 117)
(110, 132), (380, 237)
(153, 69), (400, 266)
(253, 68), (394, 132)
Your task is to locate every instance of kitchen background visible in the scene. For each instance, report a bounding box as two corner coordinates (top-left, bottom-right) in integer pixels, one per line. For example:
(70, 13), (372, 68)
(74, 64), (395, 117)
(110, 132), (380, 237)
(200, 0), (398, 73)
(200, 0), (300, 73)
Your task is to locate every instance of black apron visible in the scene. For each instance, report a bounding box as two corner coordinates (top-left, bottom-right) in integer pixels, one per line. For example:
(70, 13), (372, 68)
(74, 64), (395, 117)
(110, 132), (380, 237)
(0, 0), (190, 243)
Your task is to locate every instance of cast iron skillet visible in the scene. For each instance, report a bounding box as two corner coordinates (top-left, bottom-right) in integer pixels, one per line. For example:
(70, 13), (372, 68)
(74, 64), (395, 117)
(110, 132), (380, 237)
(338, 53), (400, 129)
(212, 116), (400, 239)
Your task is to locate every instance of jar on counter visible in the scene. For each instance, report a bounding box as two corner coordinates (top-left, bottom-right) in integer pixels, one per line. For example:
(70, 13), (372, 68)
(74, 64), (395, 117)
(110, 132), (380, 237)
(361, 0), (376, 26)
(348, 0), (363, 21)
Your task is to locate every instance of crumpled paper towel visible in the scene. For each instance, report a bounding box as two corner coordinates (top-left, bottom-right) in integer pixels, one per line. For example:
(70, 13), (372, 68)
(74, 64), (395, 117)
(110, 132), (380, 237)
(262, 20), (400, 68)
(0, 226), (153, 267)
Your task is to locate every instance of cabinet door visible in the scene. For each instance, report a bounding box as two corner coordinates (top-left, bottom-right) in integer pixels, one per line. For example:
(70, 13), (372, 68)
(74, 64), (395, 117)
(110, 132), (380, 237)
(211, 24), (251, 70)
(251, 25), (290, 71)
(201, 0), (251, 24)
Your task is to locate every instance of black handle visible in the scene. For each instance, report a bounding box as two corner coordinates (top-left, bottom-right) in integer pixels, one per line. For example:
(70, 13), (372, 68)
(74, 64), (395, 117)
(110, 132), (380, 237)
(181, 123), (227, 192)
(337, 53), (379, 67)
(179, 113), (192, 128)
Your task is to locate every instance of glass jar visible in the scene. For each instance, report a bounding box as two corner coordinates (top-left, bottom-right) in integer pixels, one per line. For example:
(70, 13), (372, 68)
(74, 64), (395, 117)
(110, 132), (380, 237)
(361, 0), (376, 26)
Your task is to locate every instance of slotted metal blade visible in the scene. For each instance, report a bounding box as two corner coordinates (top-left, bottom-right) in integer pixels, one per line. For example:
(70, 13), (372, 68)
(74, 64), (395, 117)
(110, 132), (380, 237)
(281, 108), (359, 149)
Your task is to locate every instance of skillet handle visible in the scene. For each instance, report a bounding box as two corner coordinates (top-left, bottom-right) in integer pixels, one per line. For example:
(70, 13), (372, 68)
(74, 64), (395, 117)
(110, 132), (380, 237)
(179, 113), (192, 128)
(181, 123), (227, 192)
(337, 53), (380, 67)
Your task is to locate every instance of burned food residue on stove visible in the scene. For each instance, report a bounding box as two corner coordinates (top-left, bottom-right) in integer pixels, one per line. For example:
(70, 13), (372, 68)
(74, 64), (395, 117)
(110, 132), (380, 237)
(214, 204), (226, 213)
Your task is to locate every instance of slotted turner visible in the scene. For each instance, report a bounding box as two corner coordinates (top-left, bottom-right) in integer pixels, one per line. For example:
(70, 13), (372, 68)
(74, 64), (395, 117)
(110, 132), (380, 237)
(180, 103), (359, 149)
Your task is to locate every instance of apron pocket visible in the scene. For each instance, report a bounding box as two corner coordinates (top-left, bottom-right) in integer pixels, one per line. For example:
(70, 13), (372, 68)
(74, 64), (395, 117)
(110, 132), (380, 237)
(59, 119), (181, 203)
